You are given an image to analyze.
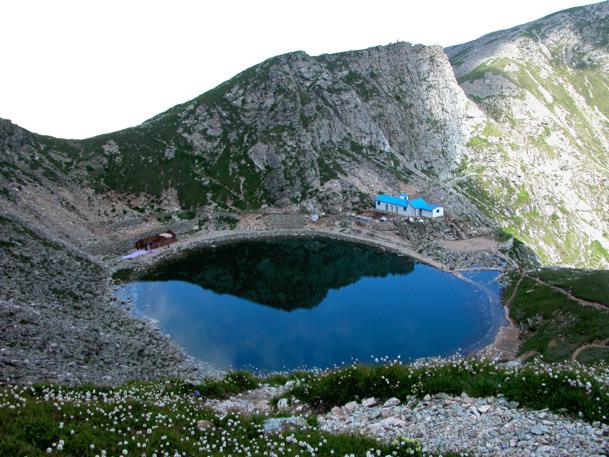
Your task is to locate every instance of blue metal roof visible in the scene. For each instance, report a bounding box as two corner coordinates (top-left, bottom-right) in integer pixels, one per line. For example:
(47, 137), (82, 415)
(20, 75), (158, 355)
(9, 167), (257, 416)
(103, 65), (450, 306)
(408, 198), (442, 211)
(375, 195), (409, 206)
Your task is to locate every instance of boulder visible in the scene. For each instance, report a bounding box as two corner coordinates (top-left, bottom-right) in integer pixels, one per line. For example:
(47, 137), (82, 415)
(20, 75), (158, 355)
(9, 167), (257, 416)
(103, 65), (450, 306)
(263, 416), (307, 434)
(383, 397), (401, 407)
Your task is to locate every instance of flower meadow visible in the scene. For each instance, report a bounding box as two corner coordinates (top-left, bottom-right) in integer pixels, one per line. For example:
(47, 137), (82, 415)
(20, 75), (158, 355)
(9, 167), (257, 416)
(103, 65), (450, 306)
(284, 356), (609, 423)
(2, 357), (609, 457)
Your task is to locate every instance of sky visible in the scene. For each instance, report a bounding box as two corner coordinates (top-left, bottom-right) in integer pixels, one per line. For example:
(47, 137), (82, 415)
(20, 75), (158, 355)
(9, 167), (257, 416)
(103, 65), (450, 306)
(0, 0), (598, 139)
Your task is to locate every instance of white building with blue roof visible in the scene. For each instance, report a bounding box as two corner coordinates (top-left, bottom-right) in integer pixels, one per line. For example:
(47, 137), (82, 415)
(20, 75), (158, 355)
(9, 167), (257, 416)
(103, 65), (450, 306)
(375, 194), (444, 218)
(407, 198), (444, 218)
(375, 194), (410, 215)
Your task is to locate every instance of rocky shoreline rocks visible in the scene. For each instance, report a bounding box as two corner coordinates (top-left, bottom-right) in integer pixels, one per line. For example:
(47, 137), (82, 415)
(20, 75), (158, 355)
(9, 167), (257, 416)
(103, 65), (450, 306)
(0, 211), (222, 386)
(205, 384), (609, 457)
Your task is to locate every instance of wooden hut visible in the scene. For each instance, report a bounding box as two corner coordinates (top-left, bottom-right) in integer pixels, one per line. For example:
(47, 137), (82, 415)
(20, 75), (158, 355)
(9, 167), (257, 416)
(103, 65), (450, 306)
(135, 230), (177, 251)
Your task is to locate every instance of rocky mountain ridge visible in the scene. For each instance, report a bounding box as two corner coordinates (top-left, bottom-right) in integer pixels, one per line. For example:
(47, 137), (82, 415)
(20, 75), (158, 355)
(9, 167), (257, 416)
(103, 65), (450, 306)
(2, 3), (609, 269)
(0, 7), (608, 263)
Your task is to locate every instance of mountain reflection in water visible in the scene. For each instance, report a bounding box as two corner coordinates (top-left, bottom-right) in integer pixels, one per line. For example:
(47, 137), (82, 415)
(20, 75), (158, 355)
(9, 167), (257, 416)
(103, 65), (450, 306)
(139, 238), (415, 310)
(122, 237), (506, 371)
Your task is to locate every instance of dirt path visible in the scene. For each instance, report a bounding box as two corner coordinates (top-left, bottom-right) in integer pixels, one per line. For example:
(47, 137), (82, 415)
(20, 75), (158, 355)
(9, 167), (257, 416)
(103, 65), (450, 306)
(516, 275), (609, 364)
(527, 275), (609, 311)
(440, 237), (499, 251)
(517, 351), (541, 363)
(569, 340), (609, 363)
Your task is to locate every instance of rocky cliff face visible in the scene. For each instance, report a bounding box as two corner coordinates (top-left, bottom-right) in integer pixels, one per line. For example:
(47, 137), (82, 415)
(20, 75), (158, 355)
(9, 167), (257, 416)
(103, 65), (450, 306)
(72, 42), (483, 216)
(446, 1), (609, 268)
(0, 120), (218, 384)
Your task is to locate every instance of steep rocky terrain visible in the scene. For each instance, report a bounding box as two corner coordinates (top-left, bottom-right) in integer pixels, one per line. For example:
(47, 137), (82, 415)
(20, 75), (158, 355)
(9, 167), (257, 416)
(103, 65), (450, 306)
(446, 1), (609, 267)
(73, 42), (483, 217)
(0, 122), (217, 384)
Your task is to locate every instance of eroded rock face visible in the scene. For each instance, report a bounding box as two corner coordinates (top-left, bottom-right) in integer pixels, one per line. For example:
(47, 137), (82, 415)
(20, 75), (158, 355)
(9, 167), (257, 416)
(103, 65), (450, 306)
(61, 42), (482, 215)
(177, 42), (482, 193)
(446, 2), (609, 268)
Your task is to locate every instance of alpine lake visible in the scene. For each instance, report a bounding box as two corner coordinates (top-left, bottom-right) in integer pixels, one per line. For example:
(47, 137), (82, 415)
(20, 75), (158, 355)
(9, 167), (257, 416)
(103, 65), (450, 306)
(118, 237), (508, 372)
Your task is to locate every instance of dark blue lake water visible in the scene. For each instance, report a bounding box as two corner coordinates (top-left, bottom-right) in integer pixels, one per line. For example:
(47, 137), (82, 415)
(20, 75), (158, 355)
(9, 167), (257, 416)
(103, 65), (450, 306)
(118, 238), (507, 372)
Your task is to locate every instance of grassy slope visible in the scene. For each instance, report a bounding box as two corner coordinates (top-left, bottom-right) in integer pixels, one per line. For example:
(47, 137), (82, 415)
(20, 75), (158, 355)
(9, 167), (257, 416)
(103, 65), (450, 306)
(506, 268), (609, 363)
(0, 373), (459, 457)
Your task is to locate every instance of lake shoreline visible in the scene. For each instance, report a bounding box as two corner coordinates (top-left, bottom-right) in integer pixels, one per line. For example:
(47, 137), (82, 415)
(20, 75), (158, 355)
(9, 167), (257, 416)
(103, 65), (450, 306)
(112, 222), (520, 372)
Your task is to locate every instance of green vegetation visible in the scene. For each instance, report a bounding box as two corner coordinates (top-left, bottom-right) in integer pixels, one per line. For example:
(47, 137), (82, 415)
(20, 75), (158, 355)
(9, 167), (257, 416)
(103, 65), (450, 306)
(50, 288), (81, 302)
(456, 57), (517, 87)
(465, 136), (492, 149)
(342, 70), (380, 101)
(111, 268), (135, 283)
(181, 370), (258, 399)
(215, 214), (240, 230)
(506, 269), (609, 363)
(530, 268), (609, 306)
(317, 155), (346, 184)
(0, 374), (466, 457)
(4, 359), (609, 456)
(578, 347), (609, 364)
(285, 358), (609, 424)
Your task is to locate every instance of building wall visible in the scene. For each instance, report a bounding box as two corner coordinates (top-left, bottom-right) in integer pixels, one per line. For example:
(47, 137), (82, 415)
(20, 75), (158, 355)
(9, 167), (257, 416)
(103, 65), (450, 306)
(135, 234), (177, 251)
(376, 200), (408, 215)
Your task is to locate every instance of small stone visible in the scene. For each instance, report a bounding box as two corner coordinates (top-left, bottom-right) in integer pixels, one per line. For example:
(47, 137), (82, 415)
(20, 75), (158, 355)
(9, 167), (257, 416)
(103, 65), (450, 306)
(515, 429), (527, 440)
(196, 420), (215, 430)
(478, 405), (491, 413)
(256, 400), (270, 411)
(383, 397), (401, 407)
(331, 406), (342, 416)
(530, 425), (544, 435)
(369, 409), (382, 419)
(362, 397), (378, 407)
(263, 417), (307, 434)
(423, 394), (431, 402)
(277, 398), (289, 409)
(367, 417), (407, 431)
(345, 401), (358, 412)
